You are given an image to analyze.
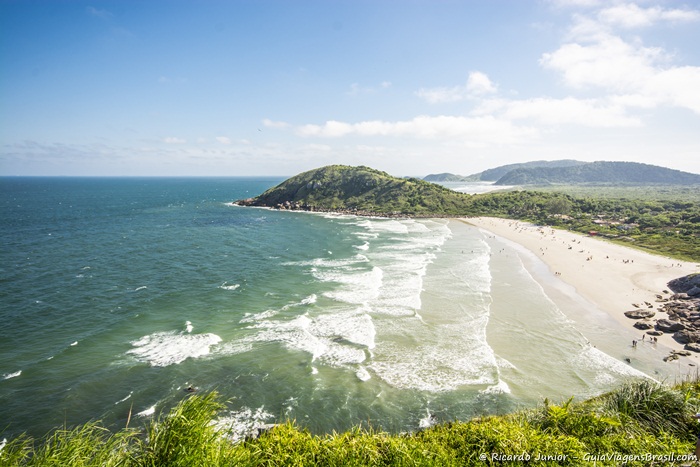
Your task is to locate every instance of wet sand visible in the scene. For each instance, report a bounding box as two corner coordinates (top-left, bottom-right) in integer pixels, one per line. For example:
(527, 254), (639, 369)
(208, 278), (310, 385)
(463, 217), (700, 369)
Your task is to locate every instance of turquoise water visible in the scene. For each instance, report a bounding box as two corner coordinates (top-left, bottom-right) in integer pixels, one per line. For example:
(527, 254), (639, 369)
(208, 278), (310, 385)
(0, 178), (679, 440)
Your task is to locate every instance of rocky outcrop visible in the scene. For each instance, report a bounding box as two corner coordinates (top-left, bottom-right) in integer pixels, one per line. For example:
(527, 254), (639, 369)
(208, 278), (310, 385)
(625, 309), (655, 319)
(668, 274), (700, 295)
(655, 319), (686, 333)
(623, 274), (700, 358)
(672, 330), (700, 344)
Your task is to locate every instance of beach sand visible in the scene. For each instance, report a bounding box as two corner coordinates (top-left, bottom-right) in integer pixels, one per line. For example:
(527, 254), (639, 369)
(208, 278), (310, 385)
(463, 217), (700, 368)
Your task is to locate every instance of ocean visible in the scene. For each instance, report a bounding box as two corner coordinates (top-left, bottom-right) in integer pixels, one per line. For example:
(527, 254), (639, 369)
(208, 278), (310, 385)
(0, 177), (680, 440)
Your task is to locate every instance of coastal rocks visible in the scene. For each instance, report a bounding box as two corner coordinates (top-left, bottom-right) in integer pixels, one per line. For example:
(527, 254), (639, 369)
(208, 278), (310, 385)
(668, 273), (700, 296)
(646, 330), (663, 336)
(633, 321), (654, 330)
(664, 350), (693, 362)
(685, 343), (700, 353)
(673, 330), (700, 344)
(624, 309), (655, 319)
(655, 319), (685, 333)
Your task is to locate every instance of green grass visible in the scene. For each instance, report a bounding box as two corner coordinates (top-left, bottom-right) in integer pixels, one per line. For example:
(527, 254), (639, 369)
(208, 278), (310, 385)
(2, 378), (699, 466)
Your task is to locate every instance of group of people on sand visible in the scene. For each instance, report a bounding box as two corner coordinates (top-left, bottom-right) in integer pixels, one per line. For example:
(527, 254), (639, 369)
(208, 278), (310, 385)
(632, 335), (658, 347)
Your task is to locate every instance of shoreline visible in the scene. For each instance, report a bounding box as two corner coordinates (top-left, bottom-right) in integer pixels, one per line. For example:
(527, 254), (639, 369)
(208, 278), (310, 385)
(462, 216), (700, 369)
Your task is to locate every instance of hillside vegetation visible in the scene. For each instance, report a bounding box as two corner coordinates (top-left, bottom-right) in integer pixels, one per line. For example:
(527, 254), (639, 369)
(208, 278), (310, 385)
(237, 165), (700, 261)
(423, 159), (585, 183)
(3, 379), (699, 466)
(495, 161), (700, 186)
(237, 165), (473, 215)
(479, 159), (586, 182)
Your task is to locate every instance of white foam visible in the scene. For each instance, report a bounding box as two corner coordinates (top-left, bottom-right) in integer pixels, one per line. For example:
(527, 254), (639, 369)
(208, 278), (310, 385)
(127, 331), (222, 367)
(216, 341), (254, 356)
(418, 409), (438, 429)
(0, 438), (6, 453)
(283, 254), (369, 268)
(2, 370), (21, 380)
(115, 392), (133, 405)
(356, 366), (371, 381)
(248, 308), (376, 367)
(300, 294), (317, 305)
(281, 294), (318, 310)
(367, 226), (498, 392)
(70, 341), (78, 346)
(134, 286), (148, 292)
(137, 405), (156, 417)
(573, 345), (650, 385)
(213, 406), (275, 443)
(220, 282), (240, 291)
(369, 330), (498, 392)
(185, 321), (193, 333)
(481, 379), (512, 395)
(318, 266), (383, 305)
(235, 217), (453, 379)
(240, 309), (278, 323)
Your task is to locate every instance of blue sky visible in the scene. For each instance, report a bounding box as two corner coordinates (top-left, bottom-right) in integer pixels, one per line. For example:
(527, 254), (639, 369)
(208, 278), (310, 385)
(1, 0), (699, 176)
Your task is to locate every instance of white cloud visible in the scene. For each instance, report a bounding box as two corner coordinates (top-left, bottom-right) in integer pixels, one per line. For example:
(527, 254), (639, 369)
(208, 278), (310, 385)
(262, 119), (290, 129)
(645, 66), (700, 114)
(540, 4), (700, 116)
(540, 34), (664, 91)
(296, 115), (538, 145)
(163, 137), (186, 144)
(216, 136), (232, 144)
(598, 3), (700, 29)
(466, 72), (498, 96)
(476, 96), (642, 127)
(416, 71), (497, 103)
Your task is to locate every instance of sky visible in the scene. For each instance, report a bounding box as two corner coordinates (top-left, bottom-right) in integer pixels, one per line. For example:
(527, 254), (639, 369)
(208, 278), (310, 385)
(1, 0), (699, 177)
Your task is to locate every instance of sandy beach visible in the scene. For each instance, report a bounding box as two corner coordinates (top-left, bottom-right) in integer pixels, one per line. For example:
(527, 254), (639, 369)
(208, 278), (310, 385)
(463, 217), (700, 367)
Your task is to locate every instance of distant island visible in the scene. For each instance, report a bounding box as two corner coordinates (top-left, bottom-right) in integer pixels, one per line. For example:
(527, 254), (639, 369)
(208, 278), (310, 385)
(424, 160), (700, 186)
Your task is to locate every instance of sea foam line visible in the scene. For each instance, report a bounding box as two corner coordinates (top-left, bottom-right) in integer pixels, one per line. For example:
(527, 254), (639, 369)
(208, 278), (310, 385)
(2, 370), (21, 380)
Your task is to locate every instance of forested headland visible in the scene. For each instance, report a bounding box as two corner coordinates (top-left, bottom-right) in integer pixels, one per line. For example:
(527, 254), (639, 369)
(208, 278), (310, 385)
(237, 165), (700, 261)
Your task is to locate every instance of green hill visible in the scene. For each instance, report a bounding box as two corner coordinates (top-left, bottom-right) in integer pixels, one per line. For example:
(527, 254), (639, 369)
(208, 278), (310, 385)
(236, 165), (473, 215)
(495, 161), (700, 186)
(422, 172), (474, 182)
(236, 164), (700, 261)
(478, 159), (586, 181)
(421, 160), (585, 183)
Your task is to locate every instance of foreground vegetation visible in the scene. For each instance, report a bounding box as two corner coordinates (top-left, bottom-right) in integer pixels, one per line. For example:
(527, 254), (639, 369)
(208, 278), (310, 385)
(2, 379), (699, 466)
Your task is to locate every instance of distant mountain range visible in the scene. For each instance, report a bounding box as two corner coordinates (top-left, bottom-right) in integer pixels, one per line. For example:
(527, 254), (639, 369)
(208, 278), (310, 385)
(424, 160), (700, 185)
